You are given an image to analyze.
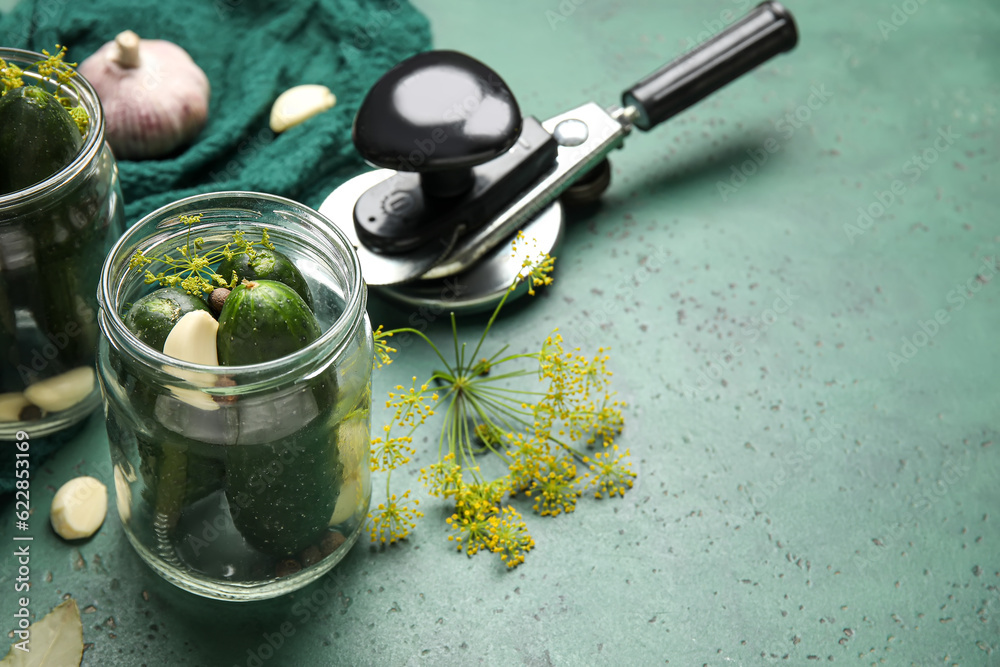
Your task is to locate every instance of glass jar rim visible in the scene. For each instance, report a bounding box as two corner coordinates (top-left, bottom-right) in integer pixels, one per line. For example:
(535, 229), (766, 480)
(99, 191), (368, 384)
(0, 47), (107, 210)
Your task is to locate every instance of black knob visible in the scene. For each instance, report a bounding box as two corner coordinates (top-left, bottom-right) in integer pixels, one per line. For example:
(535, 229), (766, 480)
(352, 50), (522, 198)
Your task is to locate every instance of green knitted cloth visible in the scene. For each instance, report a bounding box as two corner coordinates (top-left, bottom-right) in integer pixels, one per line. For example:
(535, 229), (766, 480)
(0, 0), (430, 494)
(0, 0), (431, 224)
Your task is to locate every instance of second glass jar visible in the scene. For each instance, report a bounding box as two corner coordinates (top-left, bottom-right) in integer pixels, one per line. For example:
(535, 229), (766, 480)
(0, 47), (124, 438)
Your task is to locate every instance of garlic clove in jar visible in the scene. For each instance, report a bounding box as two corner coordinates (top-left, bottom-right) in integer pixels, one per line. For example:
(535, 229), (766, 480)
(161, 310), (220, 411)
(23, 367), (95, 413)
(269, 85), (336, 133)
(163, 310), (219, 367)
(79, 30), (211, 160)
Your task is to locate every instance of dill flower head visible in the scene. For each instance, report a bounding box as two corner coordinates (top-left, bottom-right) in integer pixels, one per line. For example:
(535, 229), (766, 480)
(446, 483), (497, 556)
(505, 428), (553, 493)
(370, 432), (414, 472)
(583, 445), (636, 499)
(420, 453), (463, 499)
(373, 325), (396, 368)
(525, 455), (581, 517)
(387, 377), (436, 428)
(368, 490), (422, 545)
(485, 506), (535, 568)
(511, 231), (556, 295)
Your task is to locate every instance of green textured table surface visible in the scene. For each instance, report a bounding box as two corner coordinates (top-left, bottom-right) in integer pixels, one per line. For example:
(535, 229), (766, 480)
(3, 0), (1000, 665)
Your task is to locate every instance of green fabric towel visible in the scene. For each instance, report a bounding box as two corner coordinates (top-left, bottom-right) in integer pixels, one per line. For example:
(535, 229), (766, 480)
(0, 0), (431, 224)
(0, 0), (431, 495)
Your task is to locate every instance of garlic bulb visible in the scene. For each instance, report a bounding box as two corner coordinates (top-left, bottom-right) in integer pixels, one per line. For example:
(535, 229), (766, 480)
(79, 30), (210, 160)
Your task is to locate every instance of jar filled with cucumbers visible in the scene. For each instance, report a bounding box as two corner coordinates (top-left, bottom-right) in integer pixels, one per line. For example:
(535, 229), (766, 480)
(0, 47), (125, 437)
(97, 192), (372, 601)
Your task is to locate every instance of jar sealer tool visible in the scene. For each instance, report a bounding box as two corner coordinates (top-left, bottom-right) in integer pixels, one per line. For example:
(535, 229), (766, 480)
(320, 1), (799, 312)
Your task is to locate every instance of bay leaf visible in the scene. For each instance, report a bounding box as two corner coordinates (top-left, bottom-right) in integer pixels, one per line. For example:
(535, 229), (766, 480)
(0, 599), (83, 667)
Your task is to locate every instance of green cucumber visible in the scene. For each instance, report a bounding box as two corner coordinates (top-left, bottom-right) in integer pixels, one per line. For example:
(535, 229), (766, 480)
(216, 248), (313, 309)
(123, 288), (210, 353)
(226, 425), (342, 557)
(216, 280), (321, 365)
(0, 85), (84, 196)
(135, 429), (226, 536)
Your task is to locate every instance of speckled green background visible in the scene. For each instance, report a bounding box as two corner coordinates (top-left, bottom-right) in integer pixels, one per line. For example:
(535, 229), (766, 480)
(2, 0), (999, 665)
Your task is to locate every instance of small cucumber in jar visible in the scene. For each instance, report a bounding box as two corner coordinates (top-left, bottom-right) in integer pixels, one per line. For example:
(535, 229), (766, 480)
(216, 280), (320, 366)
(216, 248), (313, 309)
(0, 85), (84, 195)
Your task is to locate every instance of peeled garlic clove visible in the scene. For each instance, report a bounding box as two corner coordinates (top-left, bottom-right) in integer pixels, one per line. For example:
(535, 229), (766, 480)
(0, 392), (30, 422)
(162, 310), (220, 408)
(51, 476), (107, 540)
(113, 465), (132, 523)
(329, 475), (363, 526)
(163, 310), (219, 366)
(165, 385), (220, 412)
(270, 85), (336, 133)
(337, 414), (370, 472)
(23, 367), (95, 413)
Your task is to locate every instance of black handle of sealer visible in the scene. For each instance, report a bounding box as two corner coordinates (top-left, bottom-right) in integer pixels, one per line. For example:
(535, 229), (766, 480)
(623, 1), (798, 131)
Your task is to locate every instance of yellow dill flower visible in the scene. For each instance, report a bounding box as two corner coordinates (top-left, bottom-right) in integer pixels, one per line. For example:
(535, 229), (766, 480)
(525, 456), (581, 517)
(457, 478), (508, 508)
(0, 60), (24, 91)
(446, 484), (496, 556)
(511, 231), (556, 295)
(505, 429), (552, 493)
(368, 490), (422, 545)
(589, 399), (627, 447)
(370, 434), (414, 472)
(583, 445), (636, 499)
(68, 106), (89, 135)
(420, 453), (463, 499)
(126, 214), (269, 296)
(387, 377), (436, 428)
(373, 325), (397, 368)
(485, 506), (534, 568)
(35, 46), (75, 83)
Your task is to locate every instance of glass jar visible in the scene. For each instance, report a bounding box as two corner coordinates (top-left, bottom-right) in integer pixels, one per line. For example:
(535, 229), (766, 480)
(96, 192), (372, 601)
(0, 47), (125, 438)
